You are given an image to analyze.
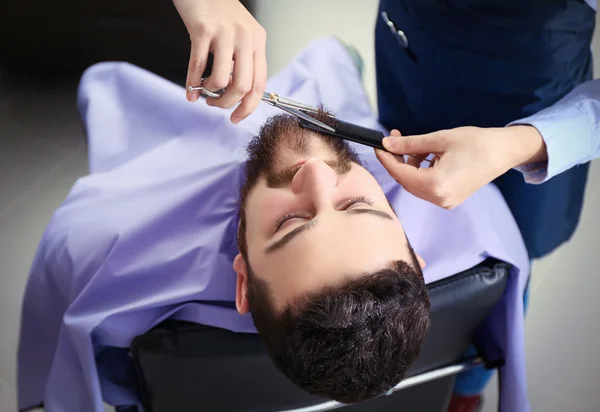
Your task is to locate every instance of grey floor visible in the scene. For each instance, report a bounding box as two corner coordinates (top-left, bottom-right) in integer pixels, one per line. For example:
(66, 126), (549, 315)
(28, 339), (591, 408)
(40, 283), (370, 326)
(1, 1), (600, 411)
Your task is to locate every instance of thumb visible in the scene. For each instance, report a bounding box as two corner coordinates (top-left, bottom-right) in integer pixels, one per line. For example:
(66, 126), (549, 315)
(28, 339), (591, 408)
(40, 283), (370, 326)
(376, 149), (434, 187)
(382, 132), (446, 155)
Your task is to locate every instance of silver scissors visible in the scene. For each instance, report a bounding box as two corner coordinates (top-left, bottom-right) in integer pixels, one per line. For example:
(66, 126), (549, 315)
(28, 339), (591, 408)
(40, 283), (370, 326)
(188, 81), (432, 164)
(188, 53), (431, 164)
(188, 82), (335, 133)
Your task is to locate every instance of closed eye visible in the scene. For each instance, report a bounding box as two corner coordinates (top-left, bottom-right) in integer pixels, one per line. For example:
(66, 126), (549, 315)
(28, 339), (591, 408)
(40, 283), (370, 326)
(265, 202), (393, 254)
(274, 211), (309, 232)
(341, 196), (374, 209)
(274, 196), (375, 233)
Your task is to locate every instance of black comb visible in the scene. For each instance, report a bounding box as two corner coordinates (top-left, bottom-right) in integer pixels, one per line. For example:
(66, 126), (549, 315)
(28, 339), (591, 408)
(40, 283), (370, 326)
(201, 52), (387, 152)
(299, 118), (386, 150)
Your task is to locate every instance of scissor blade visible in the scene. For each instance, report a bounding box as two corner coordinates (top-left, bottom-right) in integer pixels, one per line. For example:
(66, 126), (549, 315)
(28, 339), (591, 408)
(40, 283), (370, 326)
(261, 92), (325, 116)
(274, 104), (335, 132)
(275, 96), (321, 114)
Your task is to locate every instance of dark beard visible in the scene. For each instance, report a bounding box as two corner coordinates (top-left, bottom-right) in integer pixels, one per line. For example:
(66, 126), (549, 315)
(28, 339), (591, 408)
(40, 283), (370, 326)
(237, 110), (361, 258)
(243, 112), (361, 192)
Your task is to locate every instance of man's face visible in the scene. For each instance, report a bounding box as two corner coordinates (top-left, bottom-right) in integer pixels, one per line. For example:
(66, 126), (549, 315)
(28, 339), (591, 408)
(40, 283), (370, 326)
(234, 116), (423, 311)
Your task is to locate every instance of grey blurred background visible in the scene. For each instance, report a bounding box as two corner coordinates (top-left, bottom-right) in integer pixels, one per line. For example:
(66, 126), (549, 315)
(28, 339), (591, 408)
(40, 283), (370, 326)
(1, 1), (599, 411)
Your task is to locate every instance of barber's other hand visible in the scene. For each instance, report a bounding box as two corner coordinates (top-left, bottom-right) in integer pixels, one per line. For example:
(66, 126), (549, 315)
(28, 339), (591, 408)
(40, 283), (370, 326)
(375, 126), (547, 209)
(173, 0), (267, 123)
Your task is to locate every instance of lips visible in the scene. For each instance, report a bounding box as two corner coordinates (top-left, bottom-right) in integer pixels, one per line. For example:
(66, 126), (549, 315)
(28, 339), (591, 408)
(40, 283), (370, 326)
(294, 159), (308, 167)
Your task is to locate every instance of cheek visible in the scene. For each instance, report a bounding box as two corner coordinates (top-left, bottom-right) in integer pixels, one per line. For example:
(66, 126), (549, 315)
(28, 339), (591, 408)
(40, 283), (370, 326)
(245, 188), (294, 236)
(342, 171), (388, 201)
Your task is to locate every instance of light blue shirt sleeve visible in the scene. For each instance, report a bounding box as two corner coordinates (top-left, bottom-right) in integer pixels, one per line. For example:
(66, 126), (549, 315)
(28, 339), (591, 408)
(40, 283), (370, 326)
(508, 78), (600, 184)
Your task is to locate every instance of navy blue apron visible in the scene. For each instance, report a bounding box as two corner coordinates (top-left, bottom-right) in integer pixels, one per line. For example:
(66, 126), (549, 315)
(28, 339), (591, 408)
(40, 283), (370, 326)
(375, 0), (595, 259)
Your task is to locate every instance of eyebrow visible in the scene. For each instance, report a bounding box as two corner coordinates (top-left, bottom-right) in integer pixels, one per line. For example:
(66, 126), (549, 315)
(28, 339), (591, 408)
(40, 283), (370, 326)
(347, 208), (394, 221)
(264, 208), (394, 254)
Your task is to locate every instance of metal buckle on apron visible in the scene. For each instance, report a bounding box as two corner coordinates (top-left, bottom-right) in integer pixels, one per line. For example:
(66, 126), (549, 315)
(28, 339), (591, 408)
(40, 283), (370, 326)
(381, 11), (409, 49)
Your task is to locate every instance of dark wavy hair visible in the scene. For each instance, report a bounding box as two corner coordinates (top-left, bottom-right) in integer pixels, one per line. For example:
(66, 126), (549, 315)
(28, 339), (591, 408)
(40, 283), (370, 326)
(246, 251), (430, 404)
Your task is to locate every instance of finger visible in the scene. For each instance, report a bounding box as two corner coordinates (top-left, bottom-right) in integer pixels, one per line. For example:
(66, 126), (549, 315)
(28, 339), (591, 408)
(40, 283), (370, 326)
(377, 149), (446, 205)
(186, 38), (211, 102)
(407, 155), (424, 168)
(231, 46), (267, 123)
(375, 148), (405, 164)
(203, 37), (234, 106)
(376, 149), (434, 187)
(382, 132), (448, 155)
(378, 129), (402, 159)
(217, 43), (253, 109)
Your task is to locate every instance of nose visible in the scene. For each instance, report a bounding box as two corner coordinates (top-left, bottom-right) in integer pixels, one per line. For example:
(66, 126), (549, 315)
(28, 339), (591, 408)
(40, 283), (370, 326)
(291, 158), (338, 207)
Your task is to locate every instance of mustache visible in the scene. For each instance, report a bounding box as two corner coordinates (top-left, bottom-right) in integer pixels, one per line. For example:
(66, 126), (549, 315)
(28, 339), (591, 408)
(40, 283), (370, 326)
(266, 159), (354, 188)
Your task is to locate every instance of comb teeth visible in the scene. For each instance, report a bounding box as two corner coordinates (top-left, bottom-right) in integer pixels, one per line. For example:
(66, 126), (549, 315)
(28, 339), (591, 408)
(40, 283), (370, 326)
(299, 118), (385, 150)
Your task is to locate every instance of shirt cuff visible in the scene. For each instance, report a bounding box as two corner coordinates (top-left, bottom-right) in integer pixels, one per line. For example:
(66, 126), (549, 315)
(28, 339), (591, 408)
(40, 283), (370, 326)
(507, 102), (593, 184)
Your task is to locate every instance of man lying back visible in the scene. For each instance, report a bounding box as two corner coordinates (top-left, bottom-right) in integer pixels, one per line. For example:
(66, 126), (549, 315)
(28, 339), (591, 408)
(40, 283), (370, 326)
(18, 38), (528, 412)
(235, 110), (430, 402)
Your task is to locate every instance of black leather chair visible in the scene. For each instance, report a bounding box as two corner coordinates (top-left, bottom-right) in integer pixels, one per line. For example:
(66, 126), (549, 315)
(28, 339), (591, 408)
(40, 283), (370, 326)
(130, 258), (509, 412)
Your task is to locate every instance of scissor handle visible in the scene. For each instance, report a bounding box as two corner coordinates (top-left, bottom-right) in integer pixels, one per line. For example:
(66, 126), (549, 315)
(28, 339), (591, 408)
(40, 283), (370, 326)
(187, 53), (228, 98)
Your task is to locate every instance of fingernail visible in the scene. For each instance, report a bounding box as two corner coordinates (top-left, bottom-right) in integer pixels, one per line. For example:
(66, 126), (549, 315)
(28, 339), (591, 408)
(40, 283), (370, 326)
(382, 137), (396, 149)
(231, 116), (242, 124)
(188, 93), (198, 103)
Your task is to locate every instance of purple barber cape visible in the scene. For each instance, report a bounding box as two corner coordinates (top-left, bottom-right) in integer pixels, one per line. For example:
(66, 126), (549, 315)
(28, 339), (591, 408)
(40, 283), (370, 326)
(17, 37), (530, 412)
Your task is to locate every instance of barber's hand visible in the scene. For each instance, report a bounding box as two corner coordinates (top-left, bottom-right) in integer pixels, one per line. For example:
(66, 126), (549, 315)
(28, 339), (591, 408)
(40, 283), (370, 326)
(173, 0), (267, 123)
(375, 126), (547, 209)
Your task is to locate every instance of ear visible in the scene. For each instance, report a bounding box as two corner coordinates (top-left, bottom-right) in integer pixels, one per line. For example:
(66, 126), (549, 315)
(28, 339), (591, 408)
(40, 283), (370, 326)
(416, 253), (426, 269)
(233, 254), (250, 315)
